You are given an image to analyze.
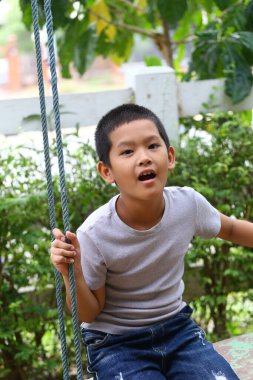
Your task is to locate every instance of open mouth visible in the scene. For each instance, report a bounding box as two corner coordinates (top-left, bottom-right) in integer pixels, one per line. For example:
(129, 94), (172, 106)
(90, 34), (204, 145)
(138, 171), (156, 181)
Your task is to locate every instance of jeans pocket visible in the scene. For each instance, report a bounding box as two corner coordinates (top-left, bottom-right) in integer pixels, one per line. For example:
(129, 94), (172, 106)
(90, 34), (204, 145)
(81, 328), (109, 349)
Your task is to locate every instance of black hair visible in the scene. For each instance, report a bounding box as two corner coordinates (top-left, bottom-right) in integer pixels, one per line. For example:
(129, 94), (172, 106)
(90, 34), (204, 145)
(95, 104), (170, 166)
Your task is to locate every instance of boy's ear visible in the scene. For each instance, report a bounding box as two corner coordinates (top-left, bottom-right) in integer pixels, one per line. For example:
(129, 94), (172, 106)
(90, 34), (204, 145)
(97, 161), (115, 184)
(168, 146), (176, 171)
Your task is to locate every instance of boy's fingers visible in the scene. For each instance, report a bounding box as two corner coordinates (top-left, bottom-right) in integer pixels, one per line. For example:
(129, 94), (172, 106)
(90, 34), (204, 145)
(51, 240), (76, 252)
(51, 247), (76, 256)
(52, 228), (64, 240)
(66, 231), (80, 249)
(52, 253), (74, 265)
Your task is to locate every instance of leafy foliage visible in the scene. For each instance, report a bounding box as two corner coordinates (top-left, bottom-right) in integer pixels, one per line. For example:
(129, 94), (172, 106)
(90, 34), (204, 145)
(17, 0), (253, 103)
(18, 0), (253, 102)
(186, 3), (253, 104)
(0, 146), (56, 379)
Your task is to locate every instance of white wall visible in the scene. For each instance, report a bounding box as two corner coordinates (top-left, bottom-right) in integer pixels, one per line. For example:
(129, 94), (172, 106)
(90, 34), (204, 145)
(1, 67), (253, 145)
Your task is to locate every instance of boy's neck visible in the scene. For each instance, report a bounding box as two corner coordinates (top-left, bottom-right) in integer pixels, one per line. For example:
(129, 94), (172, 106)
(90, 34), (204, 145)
(116, 194), (165, 231)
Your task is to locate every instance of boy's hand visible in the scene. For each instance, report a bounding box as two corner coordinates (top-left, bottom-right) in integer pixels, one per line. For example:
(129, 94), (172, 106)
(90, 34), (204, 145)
(50, 228), (81, 276)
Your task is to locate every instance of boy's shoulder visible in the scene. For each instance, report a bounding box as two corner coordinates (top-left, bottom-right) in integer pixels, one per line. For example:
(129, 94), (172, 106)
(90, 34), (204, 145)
(164, 186), (208, 212)
(164, 186), (209, 208)
(164, 185), (196, 198)
(77, 194), (118, 234)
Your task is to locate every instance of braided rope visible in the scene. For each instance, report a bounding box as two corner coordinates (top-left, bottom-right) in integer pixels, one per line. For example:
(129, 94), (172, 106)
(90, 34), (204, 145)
(31, 0), (84, 378)
(31, 2), (70, 378)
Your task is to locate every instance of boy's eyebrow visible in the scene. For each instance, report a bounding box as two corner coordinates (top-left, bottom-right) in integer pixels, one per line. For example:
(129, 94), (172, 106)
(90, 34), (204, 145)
(116, 135), (161, 148)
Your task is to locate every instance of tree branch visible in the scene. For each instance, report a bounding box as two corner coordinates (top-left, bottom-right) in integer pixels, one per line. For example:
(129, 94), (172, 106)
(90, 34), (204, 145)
(89, 8), (195, 45)
(173, 36), (196, 45)
(88, 7), (195, 66)
(88, 8), (162, 40)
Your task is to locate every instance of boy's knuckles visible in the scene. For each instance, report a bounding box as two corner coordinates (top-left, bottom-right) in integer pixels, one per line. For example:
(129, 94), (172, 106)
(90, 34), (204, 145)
(52, 239), (61, 247)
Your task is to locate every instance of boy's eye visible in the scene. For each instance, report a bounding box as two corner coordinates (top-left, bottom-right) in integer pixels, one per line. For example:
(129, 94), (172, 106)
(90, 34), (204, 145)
(120, 149), (133, 156)
(149, 143), (160, 149)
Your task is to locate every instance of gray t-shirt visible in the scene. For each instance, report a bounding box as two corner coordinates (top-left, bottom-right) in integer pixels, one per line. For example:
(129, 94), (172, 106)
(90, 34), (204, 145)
(77, 186), (221, 334)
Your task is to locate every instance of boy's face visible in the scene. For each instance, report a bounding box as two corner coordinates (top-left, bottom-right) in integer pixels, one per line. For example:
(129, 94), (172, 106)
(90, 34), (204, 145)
(98, 119), (175, 202)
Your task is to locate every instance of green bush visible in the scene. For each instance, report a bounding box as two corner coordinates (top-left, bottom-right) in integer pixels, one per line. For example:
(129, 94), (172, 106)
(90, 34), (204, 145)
(170, 111), (253, 340)
(0, 139), (117, 380)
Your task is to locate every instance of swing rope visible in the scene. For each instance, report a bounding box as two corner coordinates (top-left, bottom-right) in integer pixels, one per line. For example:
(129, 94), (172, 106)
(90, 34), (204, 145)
(31, 1), (83, 379)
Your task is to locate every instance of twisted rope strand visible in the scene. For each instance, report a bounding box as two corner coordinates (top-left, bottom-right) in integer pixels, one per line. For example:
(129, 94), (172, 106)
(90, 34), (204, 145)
(31, 1), (70, 379)
(44, 1), (84, 379)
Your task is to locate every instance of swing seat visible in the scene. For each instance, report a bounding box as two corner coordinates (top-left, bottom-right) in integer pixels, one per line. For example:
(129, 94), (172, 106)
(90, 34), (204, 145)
(214, 332), (253, 379)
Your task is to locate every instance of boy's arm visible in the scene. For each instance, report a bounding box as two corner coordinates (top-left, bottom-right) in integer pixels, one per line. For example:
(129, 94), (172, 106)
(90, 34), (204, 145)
(51, 229), (105, 323)
(62, 269), (105, 323)
(217, 213), (253, 247)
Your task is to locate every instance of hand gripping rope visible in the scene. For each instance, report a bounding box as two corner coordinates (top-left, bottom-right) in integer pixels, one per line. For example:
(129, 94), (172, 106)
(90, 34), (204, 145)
(31, 1), (84, 379)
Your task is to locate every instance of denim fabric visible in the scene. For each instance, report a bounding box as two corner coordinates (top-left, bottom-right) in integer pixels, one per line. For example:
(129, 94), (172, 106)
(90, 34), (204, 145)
(81, 305), (239, 380)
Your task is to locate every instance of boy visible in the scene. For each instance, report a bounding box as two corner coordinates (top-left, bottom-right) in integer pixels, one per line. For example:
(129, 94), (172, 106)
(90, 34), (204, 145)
(51, 104), (252, 379)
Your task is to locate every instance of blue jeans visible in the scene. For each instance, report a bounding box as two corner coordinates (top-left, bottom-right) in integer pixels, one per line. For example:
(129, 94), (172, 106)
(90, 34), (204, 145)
(81, 305), (239, 379)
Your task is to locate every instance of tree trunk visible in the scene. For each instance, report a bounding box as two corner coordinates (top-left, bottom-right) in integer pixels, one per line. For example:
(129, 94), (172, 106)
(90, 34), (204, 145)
(161, 20), (174, 67)
(213, 300), (229, 339)
(152, 20), (174, 67)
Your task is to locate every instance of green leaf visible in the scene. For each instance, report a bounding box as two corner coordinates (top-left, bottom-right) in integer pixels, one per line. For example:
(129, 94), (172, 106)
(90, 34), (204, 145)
(22, 114), (42, 123)
(97, 28), (134, 64)
(225, 61), (253, 104)
(173, 8), (195, 41)
(213, 0), (235, 11)
(157, 0), (188, 27)
(58, 18), (97, 77)
(73, 27), (97, 75)
(144, 56), (162, 66)
(197, 0), (215, 13)
(146, 0), (157, 26)
(221, 6), (247, 32)
(188, 28), (224, 79)
(230, 31), (253, 52)
(245, 0), (253, 31)
(222, 43), (253, 103)
(174, 44), (186, 73)
(86, 0), (97, 7)
(19, 0), (33, 30)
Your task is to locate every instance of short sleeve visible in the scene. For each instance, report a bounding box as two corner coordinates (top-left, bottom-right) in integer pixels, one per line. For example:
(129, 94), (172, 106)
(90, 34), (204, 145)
(193, 190), (221, 238)
(77, 229), (107, 290)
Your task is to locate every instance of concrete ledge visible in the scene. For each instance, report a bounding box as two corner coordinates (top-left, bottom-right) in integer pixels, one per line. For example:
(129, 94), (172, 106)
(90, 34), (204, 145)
(214, 333), (253, 379)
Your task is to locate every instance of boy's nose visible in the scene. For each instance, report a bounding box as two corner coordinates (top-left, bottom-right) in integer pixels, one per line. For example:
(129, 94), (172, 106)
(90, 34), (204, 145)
(138, 152), (152, 166)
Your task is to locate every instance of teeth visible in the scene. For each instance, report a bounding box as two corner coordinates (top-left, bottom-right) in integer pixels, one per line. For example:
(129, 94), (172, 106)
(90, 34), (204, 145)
(139, 171), (156, 181)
